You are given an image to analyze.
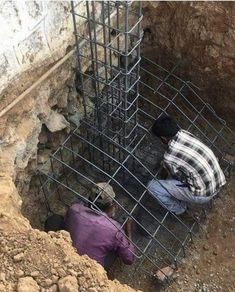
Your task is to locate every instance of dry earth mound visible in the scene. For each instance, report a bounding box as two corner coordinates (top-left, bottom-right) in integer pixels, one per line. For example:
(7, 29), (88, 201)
(0, 227), (138, 292)
(0, 174), (138, 292)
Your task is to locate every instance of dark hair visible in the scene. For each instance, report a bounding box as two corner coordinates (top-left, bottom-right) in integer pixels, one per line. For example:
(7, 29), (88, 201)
(151, 115), (180, 138)
(44, 214), (65, 232)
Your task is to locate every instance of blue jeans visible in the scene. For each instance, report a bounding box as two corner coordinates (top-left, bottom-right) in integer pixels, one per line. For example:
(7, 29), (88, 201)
(147, 179), (217, 215)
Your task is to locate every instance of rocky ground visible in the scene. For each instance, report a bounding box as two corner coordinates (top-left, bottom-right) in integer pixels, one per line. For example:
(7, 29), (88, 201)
(106, 178), (235, 292)
(0, 171), (138, 292)
(0, 228), (138, 292)
(165, 179), (235, 292)
(0, 143), (234, 292)
(0, 174), (234, 292)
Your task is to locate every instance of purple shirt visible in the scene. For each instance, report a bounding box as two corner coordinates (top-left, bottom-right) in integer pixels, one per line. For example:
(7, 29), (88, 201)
(64, 203), (135, 266)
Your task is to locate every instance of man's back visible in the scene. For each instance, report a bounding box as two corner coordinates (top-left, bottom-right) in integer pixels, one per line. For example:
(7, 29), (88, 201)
(164, 130), (226, 196)
(64, 203), (134, 266)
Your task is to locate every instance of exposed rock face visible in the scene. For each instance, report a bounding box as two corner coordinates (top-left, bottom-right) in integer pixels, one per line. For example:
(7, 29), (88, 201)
(0, 175), (30, 232)
(0, 57), (77, 189)
(0, 54), (89, 229)
(142, 1), (235, 127)
(44, 110), (70, 132)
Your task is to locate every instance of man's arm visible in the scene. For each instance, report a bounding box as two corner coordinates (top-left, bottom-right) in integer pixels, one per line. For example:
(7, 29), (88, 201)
(163, 159), (189, 183)
(124, 218), (133, 241)
(115, 220), (135, 265)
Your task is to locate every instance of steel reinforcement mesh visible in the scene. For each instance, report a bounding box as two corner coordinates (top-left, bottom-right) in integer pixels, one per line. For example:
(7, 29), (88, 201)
(38, 1), (235, 281)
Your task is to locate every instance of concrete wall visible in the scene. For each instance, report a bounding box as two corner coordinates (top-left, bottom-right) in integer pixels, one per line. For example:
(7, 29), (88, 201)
(0, 0), (80, 95)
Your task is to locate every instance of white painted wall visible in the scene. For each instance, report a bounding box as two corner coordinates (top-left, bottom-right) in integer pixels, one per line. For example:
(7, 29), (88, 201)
(0, 0), (86, 94)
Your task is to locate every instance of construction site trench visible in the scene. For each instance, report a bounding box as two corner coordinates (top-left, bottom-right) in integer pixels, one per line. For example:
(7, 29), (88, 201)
(0, 2), (235, 292)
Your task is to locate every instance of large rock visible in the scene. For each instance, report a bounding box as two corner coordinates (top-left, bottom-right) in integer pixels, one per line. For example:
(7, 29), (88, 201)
(1, 114), (41, 171)
(57, 87), (69, 109)
(0, 175), (30, 231)
(0, 175), (21, 215)
(44, 110), (70, 132)
(68, 111), (82, 127)
(17, 277), (40, 292)
(58, 275), (78, 292)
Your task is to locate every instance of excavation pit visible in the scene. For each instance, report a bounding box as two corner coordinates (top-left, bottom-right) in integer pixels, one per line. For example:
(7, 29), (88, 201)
(34, 55), (235, 287)
(1, 1), (235, 291)
(13, 0), (235, 289)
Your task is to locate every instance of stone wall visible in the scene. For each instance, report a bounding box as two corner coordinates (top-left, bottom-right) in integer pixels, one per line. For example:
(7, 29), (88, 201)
(142, 1), (235, 127)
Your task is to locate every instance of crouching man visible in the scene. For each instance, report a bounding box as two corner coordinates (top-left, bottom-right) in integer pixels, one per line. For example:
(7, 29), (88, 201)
(64, 182), (135, 268)
(148, 115), (226, 216)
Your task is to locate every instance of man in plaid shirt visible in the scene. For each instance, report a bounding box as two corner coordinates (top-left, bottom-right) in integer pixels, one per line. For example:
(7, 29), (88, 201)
(147, 116), (226, 215)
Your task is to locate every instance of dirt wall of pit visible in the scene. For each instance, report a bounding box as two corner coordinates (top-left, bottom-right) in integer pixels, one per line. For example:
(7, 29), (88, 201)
(142, 1), (235, 128)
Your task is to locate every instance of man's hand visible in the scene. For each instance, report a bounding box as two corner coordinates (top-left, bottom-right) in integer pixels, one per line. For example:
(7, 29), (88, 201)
(124, 218), (134, 241)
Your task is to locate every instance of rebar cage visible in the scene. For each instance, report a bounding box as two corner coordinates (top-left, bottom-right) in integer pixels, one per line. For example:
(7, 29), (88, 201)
(38, 1), (235, 281)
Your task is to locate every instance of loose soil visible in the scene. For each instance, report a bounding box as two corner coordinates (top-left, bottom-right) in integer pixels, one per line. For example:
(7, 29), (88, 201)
(107, 178), (235, 292)
(0, 228), (137, 292)
(165, 178), (235, 292)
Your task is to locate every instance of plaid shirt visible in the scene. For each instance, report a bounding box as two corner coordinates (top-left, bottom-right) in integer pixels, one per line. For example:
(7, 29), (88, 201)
(164, 130), (226, 197)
